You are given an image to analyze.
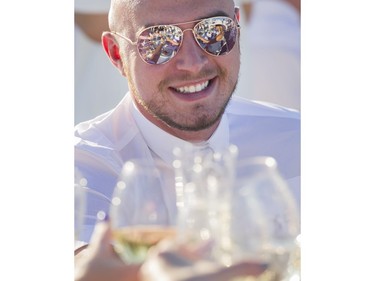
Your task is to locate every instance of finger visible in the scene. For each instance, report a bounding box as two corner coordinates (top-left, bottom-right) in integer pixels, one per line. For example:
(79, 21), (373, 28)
(213, 260), (269, 280)
(146, 238), (181, 261)
(183, 260), (268, 281)
(152, 238), (214, 262)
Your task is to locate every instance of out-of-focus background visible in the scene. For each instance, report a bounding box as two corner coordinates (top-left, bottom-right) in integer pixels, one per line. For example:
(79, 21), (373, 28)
(75, 0), (128, 124)
(234, 0), (300, 111)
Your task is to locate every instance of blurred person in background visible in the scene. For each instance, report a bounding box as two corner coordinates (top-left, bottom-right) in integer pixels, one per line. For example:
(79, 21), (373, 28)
(75, 0), (129, 124)
(234, 0), (300, 110)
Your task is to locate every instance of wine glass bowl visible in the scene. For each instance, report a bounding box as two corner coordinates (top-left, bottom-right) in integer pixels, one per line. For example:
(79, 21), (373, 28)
(75, 168), (113, 244)
(231, 156), (300, 280)
(110, 159), (177, 264)
(173, 145), (239, 263)
(236, 157), (299, 248)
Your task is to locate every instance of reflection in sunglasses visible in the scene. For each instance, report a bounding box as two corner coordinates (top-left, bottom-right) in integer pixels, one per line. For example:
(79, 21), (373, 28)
(110, 16), (240, 65)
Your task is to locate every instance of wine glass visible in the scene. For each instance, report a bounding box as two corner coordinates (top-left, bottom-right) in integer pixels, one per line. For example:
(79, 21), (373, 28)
(230, 156), (300, 281)
(74, 171), (86, 241)
(75, 168), (113, 244)
(172, 144), (239, 263)
(110, 159), (177, 264)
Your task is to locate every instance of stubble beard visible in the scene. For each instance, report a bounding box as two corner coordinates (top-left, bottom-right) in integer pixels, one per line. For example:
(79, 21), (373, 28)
(128, 68), (237, 132)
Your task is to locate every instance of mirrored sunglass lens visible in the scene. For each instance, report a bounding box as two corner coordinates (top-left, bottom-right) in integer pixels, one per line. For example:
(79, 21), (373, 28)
(194, 17), (237, 56)
(137, 25), (182, 65)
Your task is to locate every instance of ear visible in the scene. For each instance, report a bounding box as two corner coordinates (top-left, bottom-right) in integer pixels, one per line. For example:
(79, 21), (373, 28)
(102, 32), (126, 76)
(234, 6), (240, 23)
(234, 6), (241, 43)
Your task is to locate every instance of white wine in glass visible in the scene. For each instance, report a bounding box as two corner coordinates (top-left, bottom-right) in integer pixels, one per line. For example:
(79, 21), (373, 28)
(110, 159), (177, 264)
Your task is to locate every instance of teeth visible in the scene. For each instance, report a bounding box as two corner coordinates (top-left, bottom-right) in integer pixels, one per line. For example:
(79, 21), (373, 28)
(176, 81), (209, 94)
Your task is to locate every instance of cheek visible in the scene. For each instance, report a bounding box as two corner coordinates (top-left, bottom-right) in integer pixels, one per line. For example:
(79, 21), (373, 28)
(221, 52), (240, 80)
(121, 49), (140, 81)
(230, 49), (240, 73)
(129, 62), (163, 98)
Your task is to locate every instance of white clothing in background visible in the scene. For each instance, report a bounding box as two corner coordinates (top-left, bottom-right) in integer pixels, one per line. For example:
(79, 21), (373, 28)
(75, 0), (129, 124)
(235, 0), (300, 110)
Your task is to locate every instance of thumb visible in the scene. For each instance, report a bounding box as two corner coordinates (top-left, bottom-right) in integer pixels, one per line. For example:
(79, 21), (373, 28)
(89, 212), (114, 255)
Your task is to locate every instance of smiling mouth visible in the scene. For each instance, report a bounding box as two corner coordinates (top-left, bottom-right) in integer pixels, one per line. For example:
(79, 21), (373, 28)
(173, 80), (210, 94)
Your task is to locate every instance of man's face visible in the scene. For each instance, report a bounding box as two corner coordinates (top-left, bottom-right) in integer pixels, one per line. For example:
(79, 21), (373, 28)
(119, 0), (240, 139)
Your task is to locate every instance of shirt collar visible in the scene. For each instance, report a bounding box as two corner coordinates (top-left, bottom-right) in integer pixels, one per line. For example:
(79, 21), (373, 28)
(130, 101), (230, 164)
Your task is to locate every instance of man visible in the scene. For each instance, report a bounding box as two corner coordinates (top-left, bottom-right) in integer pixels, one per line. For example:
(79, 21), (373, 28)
(75, 0), (300, 279)
(74, 0), (300, 275)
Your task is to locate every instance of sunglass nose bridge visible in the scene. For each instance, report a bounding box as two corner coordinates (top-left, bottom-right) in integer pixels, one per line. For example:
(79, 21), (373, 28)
(181, 28), (194, 34)
(176, 28), (206, 57)
(180, 28), (197, 42)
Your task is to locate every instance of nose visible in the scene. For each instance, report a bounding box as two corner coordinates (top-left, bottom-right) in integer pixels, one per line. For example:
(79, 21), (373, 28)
(174, 30), (208, 72)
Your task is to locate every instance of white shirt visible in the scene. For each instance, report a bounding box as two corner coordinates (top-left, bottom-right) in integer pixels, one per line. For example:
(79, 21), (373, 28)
(75, 93), (300, 242)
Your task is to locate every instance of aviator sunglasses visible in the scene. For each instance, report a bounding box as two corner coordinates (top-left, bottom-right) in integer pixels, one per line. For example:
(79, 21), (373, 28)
(110, 15), (240, 65)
